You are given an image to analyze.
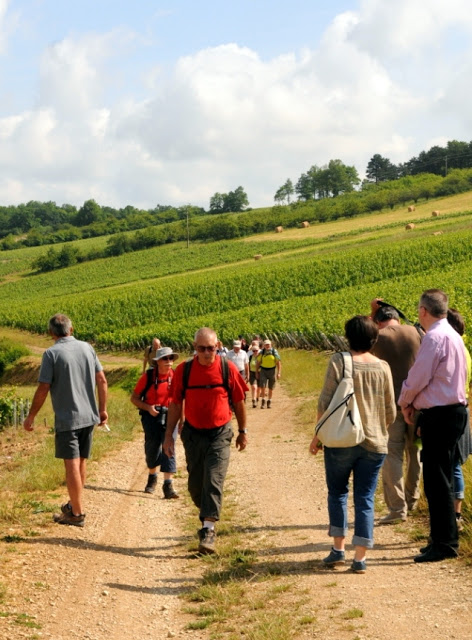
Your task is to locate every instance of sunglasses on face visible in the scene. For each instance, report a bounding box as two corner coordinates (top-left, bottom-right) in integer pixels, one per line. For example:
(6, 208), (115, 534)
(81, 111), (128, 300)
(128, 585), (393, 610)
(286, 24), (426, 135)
(196, 345), (217, 353)
(160, 356), (174, 361)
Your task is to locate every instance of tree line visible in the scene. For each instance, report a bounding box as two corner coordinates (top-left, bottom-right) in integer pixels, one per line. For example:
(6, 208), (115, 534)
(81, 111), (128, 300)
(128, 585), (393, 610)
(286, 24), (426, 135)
(2, 138), (472, 253)
(274, 139), (472, 204)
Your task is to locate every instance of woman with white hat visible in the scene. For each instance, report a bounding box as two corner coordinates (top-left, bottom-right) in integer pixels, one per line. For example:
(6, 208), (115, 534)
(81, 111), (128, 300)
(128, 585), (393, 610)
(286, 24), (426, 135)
(131, 346), (180, 498)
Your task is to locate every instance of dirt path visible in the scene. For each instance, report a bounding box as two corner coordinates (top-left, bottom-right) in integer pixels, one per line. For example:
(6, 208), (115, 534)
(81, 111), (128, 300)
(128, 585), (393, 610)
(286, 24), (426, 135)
(2, 385), (472, 639)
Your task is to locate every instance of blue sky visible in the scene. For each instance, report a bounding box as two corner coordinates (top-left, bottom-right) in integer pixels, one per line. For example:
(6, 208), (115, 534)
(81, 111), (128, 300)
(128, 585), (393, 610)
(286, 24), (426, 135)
(0, 0), (471, 209)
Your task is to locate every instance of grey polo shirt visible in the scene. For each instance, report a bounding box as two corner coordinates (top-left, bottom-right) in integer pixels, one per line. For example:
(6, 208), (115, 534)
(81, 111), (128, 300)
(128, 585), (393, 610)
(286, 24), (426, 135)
(39, 336), (103, 432)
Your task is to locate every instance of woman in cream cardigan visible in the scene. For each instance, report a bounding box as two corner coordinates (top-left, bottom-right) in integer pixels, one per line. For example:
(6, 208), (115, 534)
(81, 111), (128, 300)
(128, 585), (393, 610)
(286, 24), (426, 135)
(310, 315), (396, 574)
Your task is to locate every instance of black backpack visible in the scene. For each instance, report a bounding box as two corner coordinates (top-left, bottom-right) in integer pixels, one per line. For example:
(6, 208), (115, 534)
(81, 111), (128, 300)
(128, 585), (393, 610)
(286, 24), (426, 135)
(182, 356), (232, 405)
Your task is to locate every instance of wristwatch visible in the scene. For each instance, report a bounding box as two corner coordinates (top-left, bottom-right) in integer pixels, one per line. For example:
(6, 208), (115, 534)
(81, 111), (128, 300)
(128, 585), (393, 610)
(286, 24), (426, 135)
(238, 429), (247, 434)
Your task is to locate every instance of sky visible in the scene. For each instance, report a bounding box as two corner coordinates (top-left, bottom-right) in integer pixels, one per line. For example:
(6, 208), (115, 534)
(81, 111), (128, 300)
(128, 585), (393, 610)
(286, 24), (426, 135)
(0, 0), (472, 210)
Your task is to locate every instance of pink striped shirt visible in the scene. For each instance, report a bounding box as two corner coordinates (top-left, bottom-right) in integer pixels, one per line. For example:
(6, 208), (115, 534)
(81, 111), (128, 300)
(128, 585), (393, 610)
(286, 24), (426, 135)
(398, 318), (467, 410)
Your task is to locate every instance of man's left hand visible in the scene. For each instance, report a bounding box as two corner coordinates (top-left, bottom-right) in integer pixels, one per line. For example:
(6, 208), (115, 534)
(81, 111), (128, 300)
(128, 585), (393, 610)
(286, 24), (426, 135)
(23, 416), (34, 432)
(402, 405), (415, 425)
(235, 433), (248, 451)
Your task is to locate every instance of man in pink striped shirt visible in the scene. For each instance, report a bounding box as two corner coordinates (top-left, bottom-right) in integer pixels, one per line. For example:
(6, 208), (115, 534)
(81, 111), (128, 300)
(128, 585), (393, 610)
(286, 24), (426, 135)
(399, 289), (468, 563)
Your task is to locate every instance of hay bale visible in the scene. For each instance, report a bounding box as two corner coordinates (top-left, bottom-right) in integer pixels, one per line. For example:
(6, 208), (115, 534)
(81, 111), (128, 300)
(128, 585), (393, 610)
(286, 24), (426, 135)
(432, 210), (440, 217)
(433, 231), (443, 236)
(405, 223), (415, 230)
(408, 205), (415, 212)
(254, 254), (262, 260)
(275, 226), (283, 233)
(300, 221), (310, 228)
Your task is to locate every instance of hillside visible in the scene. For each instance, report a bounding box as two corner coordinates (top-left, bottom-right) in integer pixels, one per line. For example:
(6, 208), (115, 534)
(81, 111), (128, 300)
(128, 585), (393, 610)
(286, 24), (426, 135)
(0, 191), (471, 349)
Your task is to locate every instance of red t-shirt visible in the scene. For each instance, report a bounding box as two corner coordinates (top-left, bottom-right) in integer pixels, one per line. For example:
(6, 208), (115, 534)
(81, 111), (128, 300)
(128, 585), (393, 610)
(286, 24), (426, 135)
(171, 355), (248, 429)
(133, 369), (173, 406)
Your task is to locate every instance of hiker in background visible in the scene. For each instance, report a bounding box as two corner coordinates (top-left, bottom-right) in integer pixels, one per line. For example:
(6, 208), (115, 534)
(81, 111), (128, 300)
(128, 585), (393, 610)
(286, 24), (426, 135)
(399, 289), (468, 563)
(131, 347), (180, 499)
(256, 339), (281, 408)
(143, 337), (161, 373)
(251, 334), (263, 348)
(163, 327), (248, 554)
(227, 339), (249, 381)
(310, 315), (396, 573)
(24, 313), (108, 527)
(370, 300), (423, 524)
(239, 335), (249, 352)
(216, 339), (228, 356)
(248, 343), (261, 408)
(446, 308), (472, 532)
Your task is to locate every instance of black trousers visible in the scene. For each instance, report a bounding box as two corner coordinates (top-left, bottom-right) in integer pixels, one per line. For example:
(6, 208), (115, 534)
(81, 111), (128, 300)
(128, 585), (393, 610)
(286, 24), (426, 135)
(419, 403), (467, 551)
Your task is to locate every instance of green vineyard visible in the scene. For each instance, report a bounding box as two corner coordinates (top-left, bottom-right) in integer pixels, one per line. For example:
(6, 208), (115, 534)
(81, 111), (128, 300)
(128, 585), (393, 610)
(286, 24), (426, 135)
(0, 196), (471, 350)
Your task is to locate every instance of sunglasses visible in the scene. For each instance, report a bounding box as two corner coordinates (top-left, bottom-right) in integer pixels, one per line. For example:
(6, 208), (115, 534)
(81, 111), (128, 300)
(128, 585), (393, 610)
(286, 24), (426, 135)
(160, 356), (174, 361)
(196, 345), (217, 353)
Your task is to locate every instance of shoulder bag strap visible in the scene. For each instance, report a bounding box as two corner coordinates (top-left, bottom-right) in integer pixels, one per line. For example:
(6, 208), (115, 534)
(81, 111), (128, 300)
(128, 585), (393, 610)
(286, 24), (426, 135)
(341, 351), (354, 380)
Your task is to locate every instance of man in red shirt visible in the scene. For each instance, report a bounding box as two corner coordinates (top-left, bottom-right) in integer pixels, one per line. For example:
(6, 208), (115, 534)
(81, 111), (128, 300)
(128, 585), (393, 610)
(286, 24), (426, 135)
(164, 327), (248, 554)
(131, 347), (180, 499)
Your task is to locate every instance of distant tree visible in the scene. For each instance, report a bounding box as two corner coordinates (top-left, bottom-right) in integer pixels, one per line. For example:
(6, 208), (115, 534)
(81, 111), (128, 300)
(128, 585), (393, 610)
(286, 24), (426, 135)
(296, 160), (359, 200)
(274, 179), (294, 205)
(106, 233), (132, 256)
(209, 187), (249, 213)
(57, 245), (79, 268)
(365, 154), (398, 183)
(223, 186), (249, 212)
(209, 192), (225, 214)
(295, 172), (314, 200)
(75, 199), (104, 226)
(32, 247), (59, 272)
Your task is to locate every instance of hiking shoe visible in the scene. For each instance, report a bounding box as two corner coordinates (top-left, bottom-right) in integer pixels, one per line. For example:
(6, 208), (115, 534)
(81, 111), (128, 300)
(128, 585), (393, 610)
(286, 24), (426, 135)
(378, 513), (406, 525)
(162, 482), (179, 499)
(60, 502), (72, 515)
(261, 399), (265, 409)
(350, 559), (367, 574)
(322, 548), (345, 567)
(53, 511), (85, 527)
(267, 400), (271, 408)
(144, 474), (158, 494)
(252, 399), (257, 408)
(198, 527), (216, 554)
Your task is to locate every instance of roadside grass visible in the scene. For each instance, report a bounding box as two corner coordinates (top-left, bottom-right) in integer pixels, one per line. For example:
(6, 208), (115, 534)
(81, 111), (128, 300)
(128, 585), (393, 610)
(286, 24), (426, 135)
(179, 483), (319, 639)
(280, 348), (330, 429)
(0, 386), (140, 534)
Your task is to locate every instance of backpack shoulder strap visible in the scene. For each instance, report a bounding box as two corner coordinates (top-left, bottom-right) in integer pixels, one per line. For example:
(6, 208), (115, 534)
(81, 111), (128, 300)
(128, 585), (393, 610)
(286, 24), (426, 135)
(182, 357), (194, 399)
(140, 368), (154, 401)
(220, 356), (229, 391)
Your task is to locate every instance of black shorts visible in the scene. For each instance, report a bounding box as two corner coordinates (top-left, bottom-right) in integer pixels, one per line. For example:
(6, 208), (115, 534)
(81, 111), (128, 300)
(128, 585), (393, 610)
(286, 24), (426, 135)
(55, 426), (94, 459)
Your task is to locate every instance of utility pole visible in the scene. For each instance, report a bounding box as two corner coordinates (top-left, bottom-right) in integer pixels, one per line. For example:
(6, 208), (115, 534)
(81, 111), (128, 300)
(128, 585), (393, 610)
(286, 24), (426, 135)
(186, 206), (190, 249)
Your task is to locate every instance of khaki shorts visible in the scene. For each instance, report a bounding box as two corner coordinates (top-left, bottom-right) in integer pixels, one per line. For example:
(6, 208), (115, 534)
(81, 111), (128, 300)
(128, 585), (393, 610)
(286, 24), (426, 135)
(259, 367), (277, 390)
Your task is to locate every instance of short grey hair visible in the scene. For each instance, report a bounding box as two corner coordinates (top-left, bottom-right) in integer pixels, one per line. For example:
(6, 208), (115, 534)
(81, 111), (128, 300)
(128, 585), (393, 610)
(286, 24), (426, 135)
(194, 327), (217, 343)
(49, 313), (72, 337)
(420, 289), (448, 318)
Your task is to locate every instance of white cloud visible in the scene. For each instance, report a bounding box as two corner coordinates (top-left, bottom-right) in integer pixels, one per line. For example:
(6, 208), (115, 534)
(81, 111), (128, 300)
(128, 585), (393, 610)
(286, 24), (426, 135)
(1, 2), (472, 209)
(0, 0), (20, 54)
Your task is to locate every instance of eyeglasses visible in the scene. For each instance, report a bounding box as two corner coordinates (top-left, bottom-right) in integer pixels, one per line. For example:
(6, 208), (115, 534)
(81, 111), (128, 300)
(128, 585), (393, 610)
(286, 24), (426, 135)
(160, 356), (174, 361)
(196, 345), (217, 353)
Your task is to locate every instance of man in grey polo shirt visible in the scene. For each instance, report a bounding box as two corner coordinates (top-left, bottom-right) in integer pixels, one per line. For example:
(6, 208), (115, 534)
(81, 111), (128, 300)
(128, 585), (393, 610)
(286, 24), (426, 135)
(24, 313), (108, 527)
